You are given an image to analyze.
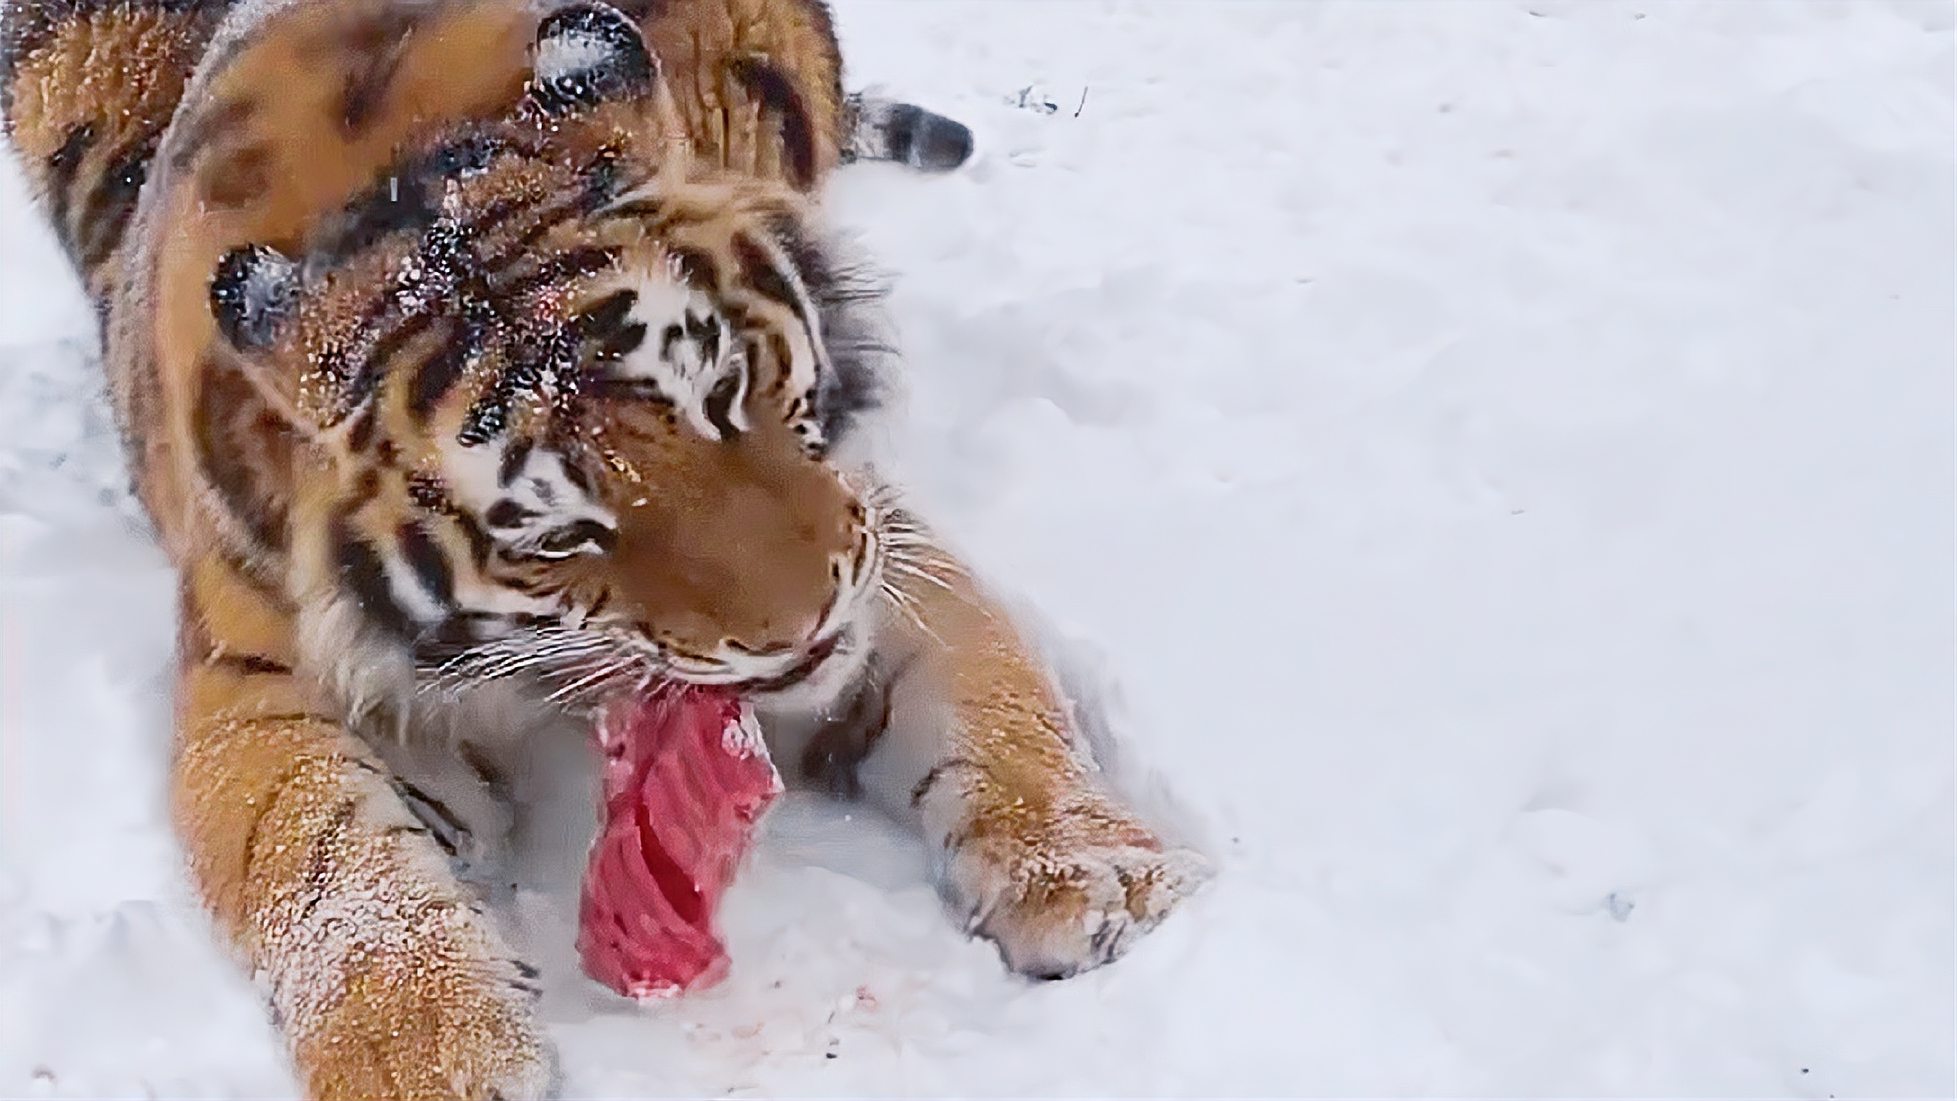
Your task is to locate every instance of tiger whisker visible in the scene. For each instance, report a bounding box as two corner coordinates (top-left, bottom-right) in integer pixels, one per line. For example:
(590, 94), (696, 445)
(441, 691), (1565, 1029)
(886, 556), (956, 593)
(421, 627), (619, 695)
(545, 654), (638, 705)
(880, 576), (943, 648)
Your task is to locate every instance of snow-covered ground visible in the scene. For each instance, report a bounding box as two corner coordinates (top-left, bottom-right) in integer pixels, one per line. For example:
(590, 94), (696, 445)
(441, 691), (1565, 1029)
(2, 0), (1953, 1096)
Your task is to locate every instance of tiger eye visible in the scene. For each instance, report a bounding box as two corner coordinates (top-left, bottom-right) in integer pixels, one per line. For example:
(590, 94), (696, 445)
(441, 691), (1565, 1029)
(539, 528), (585, 555)
(537, 520), (616, 557)
(703, 373), (743, 439)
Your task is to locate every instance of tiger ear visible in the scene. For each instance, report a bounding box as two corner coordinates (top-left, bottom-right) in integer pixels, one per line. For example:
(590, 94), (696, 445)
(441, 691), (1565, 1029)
(208, 243), (338, 439)
(527, 2), (658, 117)
(210, 243), (299, 352)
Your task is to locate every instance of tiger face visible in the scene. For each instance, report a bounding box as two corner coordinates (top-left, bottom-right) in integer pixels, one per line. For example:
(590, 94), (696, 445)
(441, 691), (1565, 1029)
(202, 9), (898, 712)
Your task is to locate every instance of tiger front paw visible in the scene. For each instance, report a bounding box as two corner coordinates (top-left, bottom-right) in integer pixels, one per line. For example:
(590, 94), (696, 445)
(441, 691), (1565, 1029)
(940, 805), (1211, 980)
(286, 936), (555, 1101)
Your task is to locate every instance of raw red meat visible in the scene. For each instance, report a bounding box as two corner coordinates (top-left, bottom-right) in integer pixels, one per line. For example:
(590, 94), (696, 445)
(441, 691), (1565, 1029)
(577, 685), (781, 1000)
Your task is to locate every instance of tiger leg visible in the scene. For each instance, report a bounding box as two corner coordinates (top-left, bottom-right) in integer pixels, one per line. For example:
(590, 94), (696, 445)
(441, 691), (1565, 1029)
(172, 565), (553, 1101)
(855, 548), (1210, 979)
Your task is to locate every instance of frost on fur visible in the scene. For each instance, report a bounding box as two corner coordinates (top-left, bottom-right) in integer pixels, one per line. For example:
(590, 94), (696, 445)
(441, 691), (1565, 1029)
(527, 2), (656, 116)
(210, 244), (300, 350)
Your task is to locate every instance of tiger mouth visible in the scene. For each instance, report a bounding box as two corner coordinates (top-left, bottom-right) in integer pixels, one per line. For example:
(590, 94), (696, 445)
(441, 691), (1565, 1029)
(734, 634), (843, 694)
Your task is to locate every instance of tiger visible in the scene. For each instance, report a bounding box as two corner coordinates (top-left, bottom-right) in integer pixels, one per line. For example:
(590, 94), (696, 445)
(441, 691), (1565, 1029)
(1, 0), (1210, 1095)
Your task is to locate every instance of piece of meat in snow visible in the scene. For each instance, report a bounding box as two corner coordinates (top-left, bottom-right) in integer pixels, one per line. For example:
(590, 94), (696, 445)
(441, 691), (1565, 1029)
(577, 685), (781, 1000)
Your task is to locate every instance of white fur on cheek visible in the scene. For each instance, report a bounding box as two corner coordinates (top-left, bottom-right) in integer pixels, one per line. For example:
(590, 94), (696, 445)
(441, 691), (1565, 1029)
(298, 594), (418, 726)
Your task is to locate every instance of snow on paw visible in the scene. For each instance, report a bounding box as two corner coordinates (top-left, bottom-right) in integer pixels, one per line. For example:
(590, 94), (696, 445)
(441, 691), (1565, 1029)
(288, 943), (555, 1101)
(947, 824), (1210, 980)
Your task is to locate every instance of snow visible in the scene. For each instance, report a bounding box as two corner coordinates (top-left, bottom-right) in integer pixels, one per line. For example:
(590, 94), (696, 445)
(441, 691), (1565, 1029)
(2, 0), (1953, 1096)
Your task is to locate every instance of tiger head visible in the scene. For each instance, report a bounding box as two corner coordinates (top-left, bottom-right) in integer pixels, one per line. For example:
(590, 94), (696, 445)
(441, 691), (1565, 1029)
(202, 2), (917, 714)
